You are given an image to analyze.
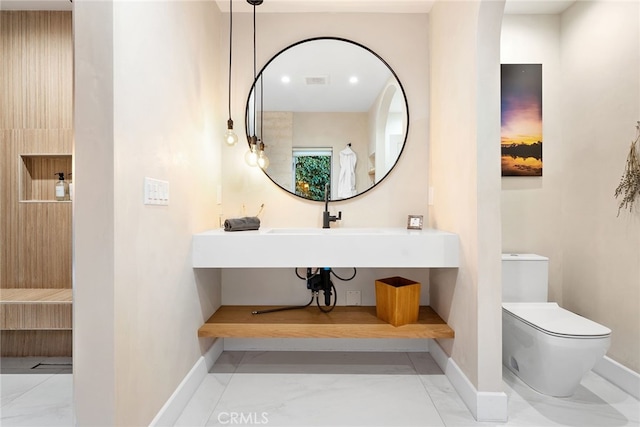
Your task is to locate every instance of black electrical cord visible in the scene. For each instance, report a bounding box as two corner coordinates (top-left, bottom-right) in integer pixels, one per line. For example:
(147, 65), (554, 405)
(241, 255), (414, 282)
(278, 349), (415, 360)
(252, 294), (314, 315)
(254, 267), (350, 315)
(296, 267), (325, 280)
(250, 0), (257, 140)
(295, 267), (308, 280)
(331, 267), (357, 281)
(259, 59), (264, 141)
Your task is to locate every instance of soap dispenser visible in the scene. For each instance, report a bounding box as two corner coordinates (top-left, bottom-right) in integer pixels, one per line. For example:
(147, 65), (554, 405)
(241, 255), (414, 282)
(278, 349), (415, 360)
(54, 172), (67, 201)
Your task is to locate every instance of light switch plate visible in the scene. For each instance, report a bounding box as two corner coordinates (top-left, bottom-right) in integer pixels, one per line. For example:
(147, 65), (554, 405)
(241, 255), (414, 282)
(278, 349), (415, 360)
(144, 177), (169, 206)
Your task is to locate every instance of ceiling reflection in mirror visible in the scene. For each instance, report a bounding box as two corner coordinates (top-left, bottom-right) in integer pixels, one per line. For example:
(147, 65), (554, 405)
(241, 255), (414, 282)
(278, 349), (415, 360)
(246, 37), (409, 202)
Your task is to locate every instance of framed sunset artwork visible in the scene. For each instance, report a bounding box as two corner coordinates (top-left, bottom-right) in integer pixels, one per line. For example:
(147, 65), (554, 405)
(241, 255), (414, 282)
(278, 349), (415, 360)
(501, 64), (543, 176)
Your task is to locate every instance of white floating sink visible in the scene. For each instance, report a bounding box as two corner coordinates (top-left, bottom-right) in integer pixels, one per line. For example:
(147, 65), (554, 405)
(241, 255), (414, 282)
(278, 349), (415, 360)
(193, 227), (459, 268)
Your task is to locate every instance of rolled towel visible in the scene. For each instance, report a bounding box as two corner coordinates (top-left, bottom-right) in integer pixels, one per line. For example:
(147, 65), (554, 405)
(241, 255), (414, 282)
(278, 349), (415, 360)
(224, 216), (261, 232)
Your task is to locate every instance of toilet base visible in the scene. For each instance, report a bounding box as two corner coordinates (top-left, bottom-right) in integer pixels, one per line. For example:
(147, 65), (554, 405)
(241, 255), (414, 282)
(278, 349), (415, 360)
(502, 307), (610, 397)
(504, 358), (581, 397)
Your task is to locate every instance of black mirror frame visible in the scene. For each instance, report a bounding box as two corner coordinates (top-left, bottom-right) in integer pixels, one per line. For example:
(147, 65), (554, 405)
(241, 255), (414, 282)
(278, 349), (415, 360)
(244, 36), (410, 202)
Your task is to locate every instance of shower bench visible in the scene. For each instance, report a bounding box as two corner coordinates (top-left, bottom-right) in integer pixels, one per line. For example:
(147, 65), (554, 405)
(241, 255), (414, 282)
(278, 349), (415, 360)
(0, 288), (73, 355)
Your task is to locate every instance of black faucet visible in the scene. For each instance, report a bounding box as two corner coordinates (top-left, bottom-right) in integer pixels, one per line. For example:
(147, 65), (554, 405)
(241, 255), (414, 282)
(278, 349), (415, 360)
(323, 183), (341, 229)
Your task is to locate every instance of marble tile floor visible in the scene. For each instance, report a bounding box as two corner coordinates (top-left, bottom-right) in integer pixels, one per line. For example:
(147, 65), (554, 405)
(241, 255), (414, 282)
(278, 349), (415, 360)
(1, 352), (639, 426)
(1, 357), (73, 426)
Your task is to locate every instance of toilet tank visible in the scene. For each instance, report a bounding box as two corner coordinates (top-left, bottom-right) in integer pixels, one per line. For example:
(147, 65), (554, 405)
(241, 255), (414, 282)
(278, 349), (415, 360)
(502, 254), (549, 302)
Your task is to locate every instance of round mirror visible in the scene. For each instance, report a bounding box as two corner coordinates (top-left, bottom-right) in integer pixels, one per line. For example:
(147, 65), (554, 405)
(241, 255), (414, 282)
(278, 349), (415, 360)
(246, 37), (409, 202)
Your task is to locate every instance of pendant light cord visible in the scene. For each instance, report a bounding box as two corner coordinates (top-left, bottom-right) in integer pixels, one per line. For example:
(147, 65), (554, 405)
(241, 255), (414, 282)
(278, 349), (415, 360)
(227, 0), (233, 120)
(260, 59), (264, 142)
(252, 1), (257, 139)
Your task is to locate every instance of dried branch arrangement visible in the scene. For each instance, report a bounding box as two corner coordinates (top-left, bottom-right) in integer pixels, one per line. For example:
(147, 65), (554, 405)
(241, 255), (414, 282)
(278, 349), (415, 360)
(614, 121), (640, 216)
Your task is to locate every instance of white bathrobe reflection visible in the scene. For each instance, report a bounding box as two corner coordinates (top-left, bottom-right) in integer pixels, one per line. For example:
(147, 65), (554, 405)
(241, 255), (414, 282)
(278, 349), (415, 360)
(338, 145), (357, 198)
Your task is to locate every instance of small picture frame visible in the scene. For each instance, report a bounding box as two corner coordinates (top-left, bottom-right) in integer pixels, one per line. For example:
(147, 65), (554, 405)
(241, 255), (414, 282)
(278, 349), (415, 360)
(407, 215), (423, 230)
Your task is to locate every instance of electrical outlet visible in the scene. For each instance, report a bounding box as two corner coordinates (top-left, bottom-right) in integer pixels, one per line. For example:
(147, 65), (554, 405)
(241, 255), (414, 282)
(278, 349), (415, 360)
(346, 290), (361, 306)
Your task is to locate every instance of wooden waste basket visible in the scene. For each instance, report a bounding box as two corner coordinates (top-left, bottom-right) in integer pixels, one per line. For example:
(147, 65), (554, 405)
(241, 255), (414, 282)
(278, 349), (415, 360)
(375, 276), (421, 326)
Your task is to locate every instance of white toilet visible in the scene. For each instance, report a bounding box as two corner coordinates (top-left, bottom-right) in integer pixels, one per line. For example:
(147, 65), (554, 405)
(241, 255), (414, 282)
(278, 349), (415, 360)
(502, 253), (611, 397)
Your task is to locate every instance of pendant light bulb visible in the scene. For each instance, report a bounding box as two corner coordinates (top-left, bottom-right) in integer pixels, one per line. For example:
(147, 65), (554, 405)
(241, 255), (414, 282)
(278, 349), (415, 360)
(257, 141), (269, 170)
(245, 137), (259, 167)
(225, 119), (238, 146)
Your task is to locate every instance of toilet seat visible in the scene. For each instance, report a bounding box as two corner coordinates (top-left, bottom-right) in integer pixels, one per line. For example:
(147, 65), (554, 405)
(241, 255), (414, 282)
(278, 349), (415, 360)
(502, 302), (611, 339)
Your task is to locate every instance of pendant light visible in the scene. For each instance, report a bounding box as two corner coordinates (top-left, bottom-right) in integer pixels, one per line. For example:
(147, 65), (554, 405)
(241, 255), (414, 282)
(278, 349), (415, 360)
(256, 74), (270, 169)
(224, 0), (238, 146)
(244, 0), (265, 168)
(257, 142), (270, 169)
(245, 135), (259, 166)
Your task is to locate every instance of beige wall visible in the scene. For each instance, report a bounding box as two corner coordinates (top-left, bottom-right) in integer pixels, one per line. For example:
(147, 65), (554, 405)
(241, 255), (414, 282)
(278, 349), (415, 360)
(560, 0), (639, 374)
(501, 1), (640, 374)
(74, 1), (222, 425)
(429, 0), (504, 394)
(500, 14), (564, 301)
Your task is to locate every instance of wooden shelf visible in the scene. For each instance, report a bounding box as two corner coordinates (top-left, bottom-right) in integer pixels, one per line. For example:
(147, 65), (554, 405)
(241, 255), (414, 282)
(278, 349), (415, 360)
(1, 289), (72, 303)
(199, 305), (454, 339)
(1, 289), (72, 330)
(19, 200), (72, 204)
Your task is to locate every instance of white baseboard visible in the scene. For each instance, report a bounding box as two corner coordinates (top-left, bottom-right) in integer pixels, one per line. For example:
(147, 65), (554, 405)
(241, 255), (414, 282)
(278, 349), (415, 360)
(150, 338), (224, 426)
(429, 340), (508, 422)
(224, 338), (430, 352)
(593, 355), (640, 400)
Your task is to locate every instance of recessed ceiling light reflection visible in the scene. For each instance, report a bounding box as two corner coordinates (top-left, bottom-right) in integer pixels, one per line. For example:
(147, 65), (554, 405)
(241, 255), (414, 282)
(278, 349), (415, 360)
(349, 76), (359, 84)
(281, 76), (291, 84)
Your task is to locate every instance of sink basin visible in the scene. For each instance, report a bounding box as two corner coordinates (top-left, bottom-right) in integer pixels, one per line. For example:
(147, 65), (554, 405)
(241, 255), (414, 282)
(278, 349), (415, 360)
(266, 228), (322, 234)
(266, 228), (382, 235)
(322, 228), (383, 234)
(193, 227), (459, 268)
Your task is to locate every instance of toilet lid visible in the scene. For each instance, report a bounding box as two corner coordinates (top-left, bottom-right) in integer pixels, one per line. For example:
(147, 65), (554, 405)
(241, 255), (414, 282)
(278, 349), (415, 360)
(502, 302), (611, 338)
(501, 253), (549, 261)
